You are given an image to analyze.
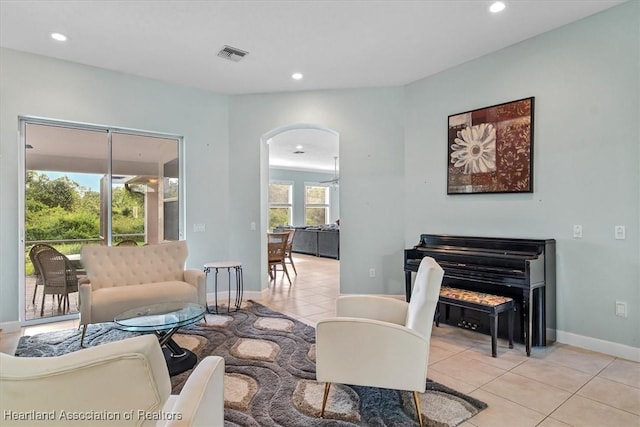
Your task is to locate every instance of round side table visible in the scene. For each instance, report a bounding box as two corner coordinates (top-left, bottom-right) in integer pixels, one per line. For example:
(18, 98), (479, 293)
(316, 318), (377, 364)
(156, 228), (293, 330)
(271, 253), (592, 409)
(204, 261), (243, 314)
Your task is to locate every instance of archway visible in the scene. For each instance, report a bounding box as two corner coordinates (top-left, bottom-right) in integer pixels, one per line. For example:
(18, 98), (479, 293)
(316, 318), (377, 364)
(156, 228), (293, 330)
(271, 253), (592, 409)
(259, 124), (340, 290)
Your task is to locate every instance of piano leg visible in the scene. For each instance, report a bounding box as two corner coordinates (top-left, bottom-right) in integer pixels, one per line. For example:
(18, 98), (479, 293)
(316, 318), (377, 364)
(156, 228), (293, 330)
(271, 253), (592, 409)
(523, 290), (532, 357)
(535, 287), (546, 346)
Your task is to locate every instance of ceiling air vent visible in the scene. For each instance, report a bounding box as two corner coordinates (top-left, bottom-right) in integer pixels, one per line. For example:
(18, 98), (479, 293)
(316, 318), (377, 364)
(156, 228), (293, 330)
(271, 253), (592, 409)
(217, 45), (248, 62)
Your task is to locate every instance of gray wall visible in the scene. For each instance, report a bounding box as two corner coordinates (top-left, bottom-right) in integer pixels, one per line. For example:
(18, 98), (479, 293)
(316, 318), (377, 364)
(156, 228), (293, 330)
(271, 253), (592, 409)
(228, 88), (406, 295)
(404, 1), (638, 350)
(269, 168), (340, 226)
(0, 2), (637, 354)
(0, 48), (231, 323)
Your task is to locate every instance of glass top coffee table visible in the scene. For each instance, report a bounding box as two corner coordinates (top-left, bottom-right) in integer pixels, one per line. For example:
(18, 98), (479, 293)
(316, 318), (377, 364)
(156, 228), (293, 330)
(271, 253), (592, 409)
(114, 302), (205, 376)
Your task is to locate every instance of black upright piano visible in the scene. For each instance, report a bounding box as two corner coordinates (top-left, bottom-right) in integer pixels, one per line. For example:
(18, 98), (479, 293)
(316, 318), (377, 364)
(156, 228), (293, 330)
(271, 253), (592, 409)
(404, 234), (555, 355)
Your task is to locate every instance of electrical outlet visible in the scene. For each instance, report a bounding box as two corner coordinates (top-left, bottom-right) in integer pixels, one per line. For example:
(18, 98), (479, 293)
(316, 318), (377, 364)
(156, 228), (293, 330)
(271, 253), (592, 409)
(369, 268), (375, 278)
(573, 225), (583, 238)
(615, 301), (627, 317)
(250, 222), (256, 230)
(193, 223), (206, 232)
(615, 225), (626, 240)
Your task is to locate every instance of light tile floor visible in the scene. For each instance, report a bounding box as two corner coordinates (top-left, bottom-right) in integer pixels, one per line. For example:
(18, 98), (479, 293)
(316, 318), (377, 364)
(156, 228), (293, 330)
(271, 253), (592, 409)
(1, 254), (638, 427)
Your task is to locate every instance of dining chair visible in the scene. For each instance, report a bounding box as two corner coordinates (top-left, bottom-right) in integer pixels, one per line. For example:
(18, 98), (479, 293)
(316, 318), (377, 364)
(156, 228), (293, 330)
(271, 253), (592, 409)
(281, 228), (297, 275)
(34, 247), (79, 316)
(268, 232), (291, 285)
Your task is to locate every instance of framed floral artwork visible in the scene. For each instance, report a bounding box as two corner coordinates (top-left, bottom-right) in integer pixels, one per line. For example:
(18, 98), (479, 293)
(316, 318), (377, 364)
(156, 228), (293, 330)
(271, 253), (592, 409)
(447, 97), (534, 194)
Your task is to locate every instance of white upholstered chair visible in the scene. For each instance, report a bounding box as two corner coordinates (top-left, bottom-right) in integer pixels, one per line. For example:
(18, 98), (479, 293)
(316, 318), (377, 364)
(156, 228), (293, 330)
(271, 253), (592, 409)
(315, 256), (444, 426)
(0, 335), (225, 427)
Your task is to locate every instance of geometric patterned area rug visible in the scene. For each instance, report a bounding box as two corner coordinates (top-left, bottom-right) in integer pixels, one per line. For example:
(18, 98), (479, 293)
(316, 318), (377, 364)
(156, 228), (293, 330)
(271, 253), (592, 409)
(15, 301), (487, 426)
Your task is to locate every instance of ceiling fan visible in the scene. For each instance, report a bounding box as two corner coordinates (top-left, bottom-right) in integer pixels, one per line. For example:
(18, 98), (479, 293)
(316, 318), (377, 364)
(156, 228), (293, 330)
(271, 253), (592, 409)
(320, 156), (339, 186)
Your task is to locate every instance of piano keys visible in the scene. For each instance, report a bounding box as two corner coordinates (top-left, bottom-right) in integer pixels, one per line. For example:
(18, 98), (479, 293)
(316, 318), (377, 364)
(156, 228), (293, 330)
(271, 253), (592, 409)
(404, 234), (555, 356)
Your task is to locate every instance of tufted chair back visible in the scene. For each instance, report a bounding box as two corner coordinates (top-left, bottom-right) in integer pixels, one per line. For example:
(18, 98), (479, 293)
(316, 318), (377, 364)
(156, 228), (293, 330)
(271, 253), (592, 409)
(81, 241), (188, 289)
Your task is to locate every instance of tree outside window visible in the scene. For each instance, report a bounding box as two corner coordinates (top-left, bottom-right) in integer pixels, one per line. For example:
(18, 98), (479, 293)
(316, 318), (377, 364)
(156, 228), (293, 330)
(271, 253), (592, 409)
(269, 182), (292, 230)
(305, 185), (329, 226)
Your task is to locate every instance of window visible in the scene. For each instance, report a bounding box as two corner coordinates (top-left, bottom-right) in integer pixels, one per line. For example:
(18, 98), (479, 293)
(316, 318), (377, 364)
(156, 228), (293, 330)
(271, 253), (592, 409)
(305, 185), (329, 226)
(21, 118), (183, 323)
(269, 182), (292, 230)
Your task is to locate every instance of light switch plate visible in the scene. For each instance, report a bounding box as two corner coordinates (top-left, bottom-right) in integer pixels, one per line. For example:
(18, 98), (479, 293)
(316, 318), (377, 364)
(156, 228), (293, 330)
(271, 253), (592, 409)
(573, 225), (583, 238)
(615, 301), (627, 317)
(615, 225), (625, 240)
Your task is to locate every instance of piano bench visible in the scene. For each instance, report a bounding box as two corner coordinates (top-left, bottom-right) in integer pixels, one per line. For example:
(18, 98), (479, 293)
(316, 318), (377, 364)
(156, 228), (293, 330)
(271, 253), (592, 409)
(436, 287), (515, 357)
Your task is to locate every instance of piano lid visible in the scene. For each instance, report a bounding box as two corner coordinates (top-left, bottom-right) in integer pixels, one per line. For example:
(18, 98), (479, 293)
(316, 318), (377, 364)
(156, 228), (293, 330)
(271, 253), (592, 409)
(415, 234), (553, 256)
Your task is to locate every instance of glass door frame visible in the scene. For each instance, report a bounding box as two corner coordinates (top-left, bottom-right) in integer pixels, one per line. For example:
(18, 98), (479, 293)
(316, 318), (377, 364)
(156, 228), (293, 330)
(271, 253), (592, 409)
(18, 115), (186, 325)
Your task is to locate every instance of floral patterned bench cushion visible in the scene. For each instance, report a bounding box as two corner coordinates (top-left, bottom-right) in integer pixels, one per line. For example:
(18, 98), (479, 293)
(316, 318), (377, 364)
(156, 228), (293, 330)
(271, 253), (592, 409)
(439, 286), (513, 307)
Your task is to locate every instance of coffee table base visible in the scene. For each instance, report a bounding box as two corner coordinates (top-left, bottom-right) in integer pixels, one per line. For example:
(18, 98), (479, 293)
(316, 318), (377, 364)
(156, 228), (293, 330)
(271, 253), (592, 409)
(157, 329), (197, 376)
(162, 346), (197, 376)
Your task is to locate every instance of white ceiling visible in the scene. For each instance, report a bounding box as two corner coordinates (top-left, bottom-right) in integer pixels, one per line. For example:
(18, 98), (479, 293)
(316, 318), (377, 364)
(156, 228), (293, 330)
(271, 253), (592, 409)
(1, 0), (625, 171)
(0, 0), (624, 96)
(269, 128), (339, 173)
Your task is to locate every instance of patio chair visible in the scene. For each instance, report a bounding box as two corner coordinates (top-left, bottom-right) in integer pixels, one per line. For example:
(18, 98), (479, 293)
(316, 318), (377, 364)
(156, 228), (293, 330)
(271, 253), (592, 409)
(28, 243), (55, 305)
(116, 239), (138, 246)
(34, 247), (79, 316)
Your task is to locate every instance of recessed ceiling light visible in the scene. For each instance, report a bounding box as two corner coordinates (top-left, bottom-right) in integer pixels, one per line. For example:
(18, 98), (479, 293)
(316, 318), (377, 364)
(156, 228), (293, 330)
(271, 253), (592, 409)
(51, 32), (68, 42)
(489, 1), (506, 13)
(296, 145), (303, 150)
(292, 72), (303, 80)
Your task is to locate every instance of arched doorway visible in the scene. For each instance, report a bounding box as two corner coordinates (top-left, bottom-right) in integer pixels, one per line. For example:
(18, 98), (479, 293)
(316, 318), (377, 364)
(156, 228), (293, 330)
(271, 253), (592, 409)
(260, 124), (340, 293)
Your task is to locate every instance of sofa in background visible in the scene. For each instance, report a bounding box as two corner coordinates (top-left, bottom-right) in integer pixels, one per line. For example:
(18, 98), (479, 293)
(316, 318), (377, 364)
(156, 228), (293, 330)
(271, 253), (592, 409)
(79, 240), (206, 345)
(0, 335), (225, 426)
(277, 226), (340, 259)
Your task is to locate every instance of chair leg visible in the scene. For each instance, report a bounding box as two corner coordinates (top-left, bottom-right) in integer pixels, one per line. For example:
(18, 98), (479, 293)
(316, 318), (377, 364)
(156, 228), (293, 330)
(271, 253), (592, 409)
(412, 390), (424, 427)
(282, 261), (291, 284)
(320, 382), (331, 418)
(80, 324), (88, 348)
(288, 254), (297, 275)
(32, 283), (38, 305)
(40, 291), (46, 316)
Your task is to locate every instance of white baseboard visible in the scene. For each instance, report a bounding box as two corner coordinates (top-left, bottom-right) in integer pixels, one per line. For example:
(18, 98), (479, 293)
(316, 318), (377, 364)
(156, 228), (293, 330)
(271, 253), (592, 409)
(0, 321), (21, 334)
(555, 329), (640, 362)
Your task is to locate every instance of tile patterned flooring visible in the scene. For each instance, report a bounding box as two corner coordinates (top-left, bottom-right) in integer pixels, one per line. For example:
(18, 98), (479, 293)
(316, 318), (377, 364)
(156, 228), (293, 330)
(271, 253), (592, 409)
(1, 254), (638, 426)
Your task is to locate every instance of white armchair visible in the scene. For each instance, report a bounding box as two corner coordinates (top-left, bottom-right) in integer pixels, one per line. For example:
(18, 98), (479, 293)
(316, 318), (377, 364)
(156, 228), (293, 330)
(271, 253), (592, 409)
(315, 256), (444, 426)
(0, 335), (224, 427)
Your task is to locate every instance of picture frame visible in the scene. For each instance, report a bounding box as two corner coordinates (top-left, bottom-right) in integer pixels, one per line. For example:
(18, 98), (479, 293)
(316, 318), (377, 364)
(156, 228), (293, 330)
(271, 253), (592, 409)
(447, 97), (534, 194)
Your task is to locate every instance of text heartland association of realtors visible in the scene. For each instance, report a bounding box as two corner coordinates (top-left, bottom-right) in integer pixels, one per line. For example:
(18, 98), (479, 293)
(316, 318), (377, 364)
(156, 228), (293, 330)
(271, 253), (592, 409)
(3, 410), (183, 422)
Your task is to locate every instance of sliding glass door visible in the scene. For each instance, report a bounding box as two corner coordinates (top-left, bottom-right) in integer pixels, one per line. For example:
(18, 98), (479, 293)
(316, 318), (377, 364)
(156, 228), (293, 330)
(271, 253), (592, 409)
(21, 117), (183, 324)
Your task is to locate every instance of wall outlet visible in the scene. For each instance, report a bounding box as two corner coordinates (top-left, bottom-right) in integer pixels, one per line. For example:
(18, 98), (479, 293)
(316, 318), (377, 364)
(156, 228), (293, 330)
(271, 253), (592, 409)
(615, 225), (626, 240)
(369, 268), (376, 278)
(250, 222), (256, 230)
(572, 225), (583, 238)
(615, 301), (627, 317)
(193, 223), (206, 232)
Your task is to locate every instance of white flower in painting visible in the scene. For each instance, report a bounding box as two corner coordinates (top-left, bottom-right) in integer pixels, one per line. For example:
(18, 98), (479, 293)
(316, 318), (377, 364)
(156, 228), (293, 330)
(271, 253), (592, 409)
(450, 123), (496, 174)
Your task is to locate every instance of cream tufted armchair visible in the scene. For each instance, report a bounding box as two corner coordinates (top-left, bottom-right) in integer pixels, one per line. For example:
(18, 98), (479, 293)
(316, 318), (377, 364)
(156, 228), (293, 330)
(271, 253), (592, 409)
(315, 256), (444, 426)
(79, 241), (206, 345)
(1, 335), (225, 426)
